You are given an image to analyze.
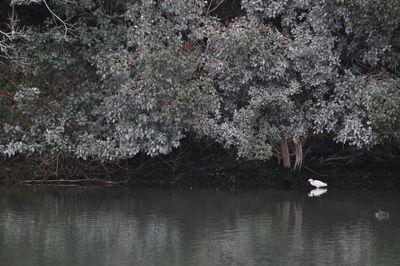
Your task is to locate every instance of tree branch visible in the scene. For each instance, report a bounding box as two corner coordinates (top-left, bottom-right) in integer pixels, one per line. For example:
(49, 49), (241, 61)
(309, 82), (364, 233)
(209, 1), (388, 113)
(206, 0), (226, 15)
(42, 0), (71, 40)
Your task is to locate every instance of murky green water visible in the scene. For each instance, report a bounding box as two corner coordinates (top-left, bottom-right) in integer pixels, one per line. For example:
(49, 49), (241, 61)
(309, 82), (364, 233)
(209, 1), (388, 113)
(0, 187), (399, 266)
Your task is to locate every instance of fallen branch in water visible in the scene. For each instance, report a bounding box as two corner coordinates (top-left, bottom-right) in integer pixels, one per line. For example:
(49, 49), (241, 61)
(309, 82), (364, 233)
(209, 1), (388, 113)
(303, 166), (329, 177)
(20, 178), (127, 186)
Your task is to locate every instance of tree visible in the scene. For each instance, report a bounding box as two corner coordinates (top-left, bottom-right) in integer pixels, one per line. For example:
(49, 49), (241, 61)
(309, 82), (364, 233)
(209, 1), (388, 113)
(1, 0), (400, 170)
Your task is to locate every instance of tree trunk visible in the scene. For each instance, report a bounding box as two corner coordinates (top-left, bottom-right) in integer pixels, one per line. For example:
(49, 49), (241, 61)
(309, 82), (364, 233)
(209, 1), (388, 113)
(280, 137), (291, 168)
(293, 136), (303, 170)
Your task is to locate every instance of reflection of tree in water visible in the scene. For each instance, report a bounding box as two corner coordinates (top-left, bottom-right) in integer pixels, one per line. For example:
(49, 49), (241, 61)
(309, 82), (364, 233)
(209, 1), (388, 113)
(0, 188), (399, 265)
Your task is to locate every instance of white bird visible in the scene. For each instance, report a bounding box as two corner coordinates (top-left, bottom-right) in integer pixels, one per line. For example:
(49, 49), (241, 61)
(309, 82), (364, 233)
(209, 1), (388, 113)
(308, 179), (327, 188)
(308, 188), (327, 197)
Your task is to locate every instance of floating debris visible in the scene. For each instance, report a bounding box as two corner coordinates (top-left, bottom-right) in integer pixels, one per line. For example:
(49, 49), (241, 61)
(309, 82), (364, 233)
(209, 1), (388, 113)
(375, 210), (389, 221)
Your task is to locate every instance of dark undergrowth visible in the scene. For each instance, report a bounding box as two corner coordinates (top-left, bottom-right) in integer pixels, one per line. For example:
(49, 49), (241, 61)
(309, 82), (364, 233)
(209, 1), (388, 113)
(1, 140), (400, 190)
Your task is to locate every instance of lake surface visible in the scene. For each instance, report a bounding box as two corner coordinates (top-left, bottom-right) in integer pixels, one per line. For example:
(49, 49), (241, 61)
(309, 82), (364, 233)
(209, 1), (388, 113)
(0, 187), (399, 266)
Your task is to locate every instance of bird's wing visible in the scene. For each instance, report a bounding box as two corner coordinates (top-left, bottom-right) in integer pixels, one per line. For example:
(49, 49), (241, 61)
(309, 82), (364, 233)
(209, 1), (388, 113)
(315, 180), (327, 187)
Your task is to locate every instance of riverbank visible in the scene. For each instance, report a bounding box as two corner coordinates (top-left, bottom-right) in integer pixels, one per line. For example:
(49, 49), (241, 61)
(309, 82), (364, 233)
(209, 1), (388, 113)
(1, 156), (399, 190)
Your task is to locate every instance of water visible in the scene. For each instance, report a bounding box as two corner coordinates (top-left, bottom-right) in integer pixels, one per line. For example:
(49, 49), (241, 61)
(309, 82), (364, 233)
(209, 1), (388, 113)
(0, 187), (399, 266)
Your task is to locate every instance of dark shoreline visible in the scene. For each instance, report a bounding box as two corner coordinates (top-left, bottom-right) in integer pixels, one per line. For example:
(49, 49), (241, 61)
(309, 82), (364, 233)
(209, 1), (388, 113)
(1, 157), (400, 190)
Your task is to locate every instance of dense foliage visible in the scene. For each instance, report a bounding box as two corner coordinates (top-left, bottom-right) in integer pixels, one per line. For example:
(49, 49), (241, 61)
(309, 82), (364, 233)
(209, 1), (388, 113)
(1, 0), (399, 167)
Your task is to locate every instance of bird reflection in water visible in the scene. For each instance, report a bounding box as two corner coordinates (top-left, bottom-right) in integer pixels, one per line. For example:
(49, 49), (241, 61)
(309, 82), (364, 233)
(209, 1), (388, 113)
(308, 188), (328, 197)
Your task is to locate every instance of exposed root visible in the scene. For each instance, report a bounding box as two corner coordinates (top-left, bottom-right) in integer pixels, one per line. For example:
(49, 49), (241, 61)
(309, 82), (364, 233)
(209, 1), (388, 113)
(293, 136), (303, 170)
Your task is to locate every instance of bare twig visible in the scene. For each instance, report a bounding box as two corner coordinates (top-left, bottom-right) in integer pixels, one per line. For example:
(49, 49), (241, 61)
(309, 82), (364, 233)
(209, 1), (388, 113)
(0, 4), (19, 58)
(42, 0), (72, 39)
(206, 0), (225, 14)
(1, 0), (74, 52)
